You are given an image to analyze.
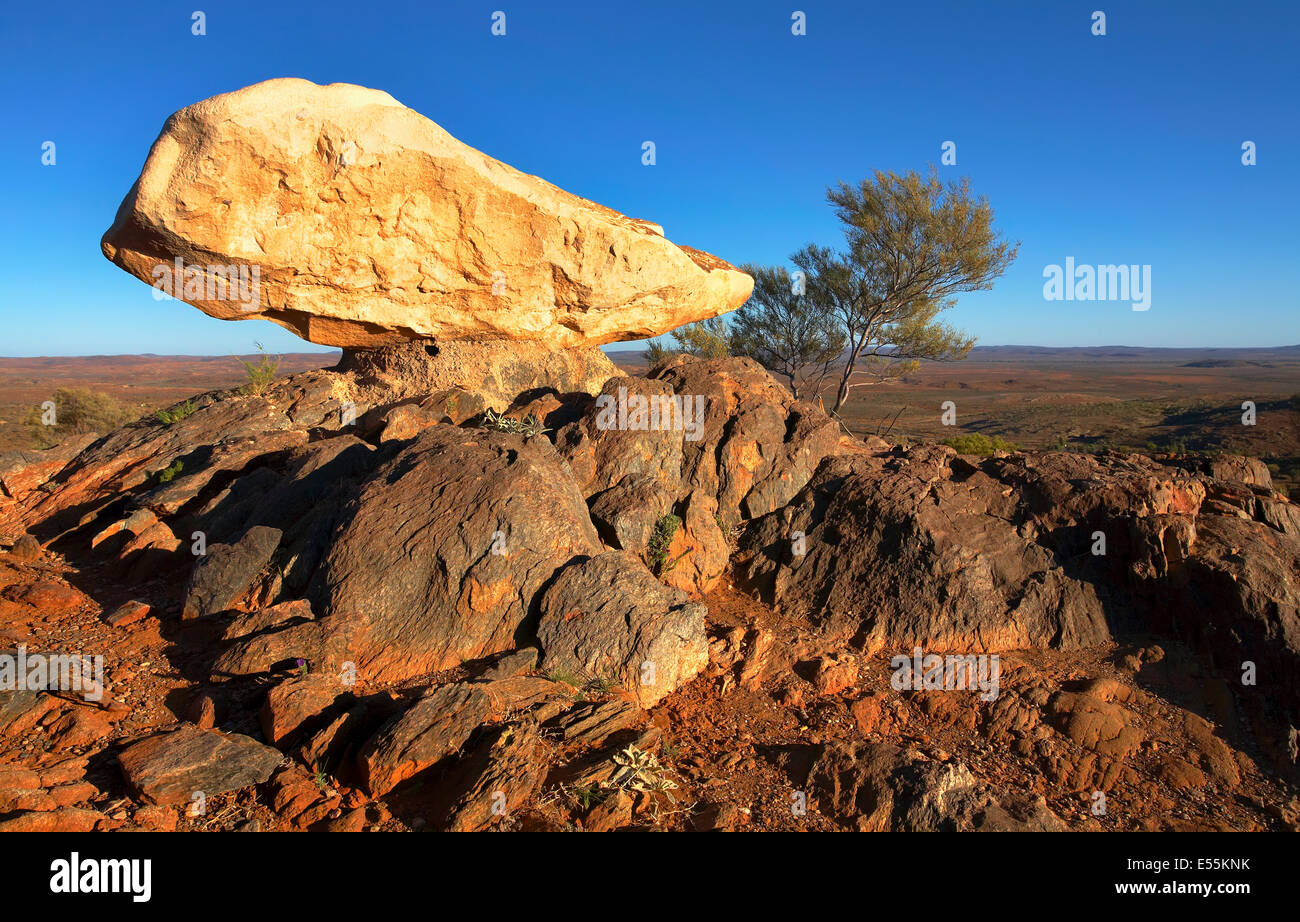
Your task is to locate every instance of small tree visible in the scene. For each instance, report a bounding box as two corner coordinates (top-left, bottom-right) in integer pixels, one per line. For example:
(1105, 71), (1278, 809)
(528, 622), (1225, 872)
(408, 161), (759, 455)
(237, 342), (281, 397)
(643, 316), (732, 366)
(815, 168), (1018, 412)
(729, 262), (845, 400)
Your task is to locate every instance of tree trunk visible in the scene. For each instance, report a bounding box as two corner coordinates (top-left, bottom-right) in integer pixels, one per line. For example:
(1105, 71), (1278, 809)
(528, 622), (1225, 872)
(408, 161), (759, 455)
(832, 340), (864, 414)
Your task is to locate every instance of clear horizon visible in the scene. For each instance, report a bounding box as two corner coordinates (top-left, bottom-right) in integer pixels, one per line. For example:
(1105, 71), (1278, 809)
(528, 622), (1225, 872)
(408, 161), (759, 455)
(2, 0), (1297, 356)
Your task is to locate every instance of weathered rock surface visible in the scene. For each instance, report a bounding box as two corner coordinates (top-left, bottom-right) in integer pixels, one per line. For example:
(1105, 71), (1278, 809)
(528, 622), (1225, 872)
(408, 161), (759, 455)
(117, 726), (283, 805)
(738, 446), (1117, 653)
(440, 720), (547, 831)
(538, 551), (708, 707)
(100, 78), (753, 349)
(339, 341), (616, 413)
(358, 683), (494, 796)
(806, 740), (1065, 831)
(740, 444), (1300, 774)
(312, 425), (602, 683)
(182, 525), (281, 619)
(260, 674), (355, 748)
(556, 356), (843, 594)
(212, 610), (368, 677)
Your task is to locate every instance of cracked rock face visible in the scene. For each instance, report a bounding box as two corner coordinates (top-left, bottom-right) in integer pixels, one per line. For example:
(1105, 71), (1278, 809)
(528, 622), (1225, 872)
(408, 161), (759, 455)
(100, 78), (753, 349)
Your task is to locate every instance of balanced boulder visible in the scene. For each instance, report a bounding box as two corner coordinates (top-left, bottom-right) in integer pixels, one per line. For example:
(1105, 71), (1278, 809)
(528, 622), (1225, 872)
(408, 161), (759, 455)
(100, 78), (753, 349)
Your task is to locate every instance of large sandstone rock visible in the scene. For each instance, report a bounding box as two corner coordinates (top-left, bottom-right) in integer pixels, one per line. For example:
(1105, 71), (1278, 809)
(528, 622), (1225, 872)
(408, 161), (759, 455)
(101, 78), (752, 349)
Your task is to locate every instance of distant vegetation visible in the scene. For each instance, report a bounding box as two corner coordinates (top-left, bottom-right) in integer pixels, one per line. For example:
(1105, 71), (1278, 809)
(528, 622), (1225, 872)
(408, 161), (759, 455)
(941, 433), (1018, 456)
(21, 388), (141, 447)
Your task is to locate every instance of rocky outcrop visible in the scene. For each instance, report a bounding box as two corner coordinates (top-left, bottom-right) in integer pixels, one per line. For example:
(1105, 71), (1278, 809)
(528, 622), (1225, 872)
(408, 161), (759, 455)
(537, 551), (708, 707)
(805, 740), (1065, 831)
(358, 683), (494, 796)
(739, 444), (1300, 774)
(100, 78), (752, 349)
(737, 446), (1118, 653)
(117, 726), (283, 806)
(311, 425), (602, 683)
(556, 356), (844, 594)
(337, 340), (617, 412)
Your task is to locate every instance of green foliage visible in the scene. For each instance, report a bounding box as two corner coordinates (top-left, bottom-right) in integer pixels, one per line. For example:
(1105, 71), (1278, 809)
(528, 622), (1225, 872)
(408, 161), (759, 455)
(571, 783), (608, 811)
(941, 433), (1018, 456)
(611, 745), (677, 794)
(646, 513), (683, 575)
(22, 388), (141, 447)
(237, 343), (281, 397)
(545, 667), (586, 689)
(644, 316), (732, 366)
(157, 460), (184, 483)
(814, 168), (1017, 411)
(479, 408), (549, 437)
(729, 263), (846, 399)
(154, 399), (197, 425)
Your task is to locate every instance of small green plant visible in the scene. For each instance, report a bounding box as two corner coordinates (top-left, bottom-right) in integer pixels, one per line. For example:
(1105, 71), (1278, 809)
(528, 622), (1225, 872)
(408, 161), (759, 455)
(585, 674), (619, 697)
(611, 745), (677, 795)
(647, 513), (686, 575)
(157, 460), (184, 483)
(237, 343), (281, 397)
(154, 399), (197, 425)
(545, 667), (586, 689)
(313, 769), (328, 791)
(571, 782), (608, 811)
(479, 408), (549, 437)
(941, 433), (1018, 457)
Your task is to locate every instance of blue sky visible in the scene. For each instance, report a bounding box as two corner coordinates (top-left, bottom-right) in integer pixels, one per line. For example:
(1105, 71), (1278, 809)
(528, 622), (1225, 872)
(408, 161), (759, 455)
(1, 0), (1296, 355)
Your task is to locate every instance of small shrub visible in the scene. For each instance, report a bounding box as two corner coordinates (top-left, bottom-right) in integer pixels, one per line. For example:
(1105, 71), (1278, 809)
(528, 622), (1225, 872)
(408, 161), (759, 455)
(479, 408), (549, 437)
(571, 782), (608, 811)
(155, 399), (197, 425)
(237, 343), (281, 397)
(21, 388), (141, 447)
(157, 460), (184, 483)
(545, 667), (586, 689)
(941, 433), (1018, 456)
(610, 745), (677, 795)
(646, 514), (686, 575)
